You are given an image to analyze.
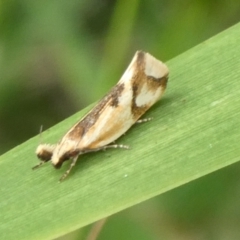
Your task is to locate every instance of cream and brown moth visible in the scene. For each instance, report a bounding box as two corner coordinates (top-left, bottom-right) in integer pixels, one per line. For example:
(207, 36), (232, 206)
(33, 50), (169, 182)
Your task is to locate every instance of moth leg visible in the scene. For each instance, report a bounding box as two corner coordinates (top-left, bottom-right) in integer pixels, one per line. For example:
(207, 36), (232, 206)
(59, 144), (129, 182)
(136, 117), (153, 124)
(59, 155), (79, 182)
(81, 144), (130, 154)
(32, 161), (47, 170)
(102, 144), (130, 150)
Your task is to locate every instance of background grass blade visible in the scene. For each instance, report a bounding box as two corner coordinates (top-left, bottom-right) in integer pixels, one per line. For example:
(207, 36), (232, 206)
(1, 23), (240, 240)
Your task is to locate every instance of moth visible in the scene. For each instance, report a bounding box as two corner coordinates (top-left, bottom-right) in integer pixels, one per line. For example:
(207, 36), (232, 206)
(33, 51), (169, 181)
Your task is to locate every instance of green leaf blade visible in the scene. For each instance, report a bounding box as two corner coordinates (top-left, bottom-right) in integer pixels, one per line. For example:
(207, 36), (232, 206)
(1, 23), (240, 240)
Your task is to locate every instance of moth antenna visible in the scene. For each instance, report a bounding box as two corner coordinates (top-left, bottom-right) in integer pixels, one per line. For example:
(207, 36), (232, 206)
(39, 125), (43, 145)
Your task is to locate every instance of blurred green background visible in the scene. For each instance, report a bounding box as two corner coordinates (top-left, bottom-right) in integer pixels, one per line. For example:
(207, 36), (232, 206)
(1, 0), (240, 239)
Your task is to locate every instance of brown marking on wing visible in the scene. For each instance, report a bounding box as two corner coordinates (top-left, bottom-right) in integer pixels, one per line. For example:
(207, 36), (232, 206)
(109, 83), (124, 107)
(131, 51), (168, 120)
(67, 83), (125, 141)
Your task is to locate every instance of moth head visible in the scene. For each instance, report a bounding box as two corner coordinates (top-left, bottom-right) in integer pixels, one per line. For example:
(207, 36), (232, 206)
(35, 144), (55, 162)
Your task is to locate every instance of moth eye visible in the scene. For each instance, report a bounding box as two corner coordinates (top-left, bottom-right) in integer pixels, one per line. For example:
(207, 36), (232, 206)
(37, 151), (52, 162)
